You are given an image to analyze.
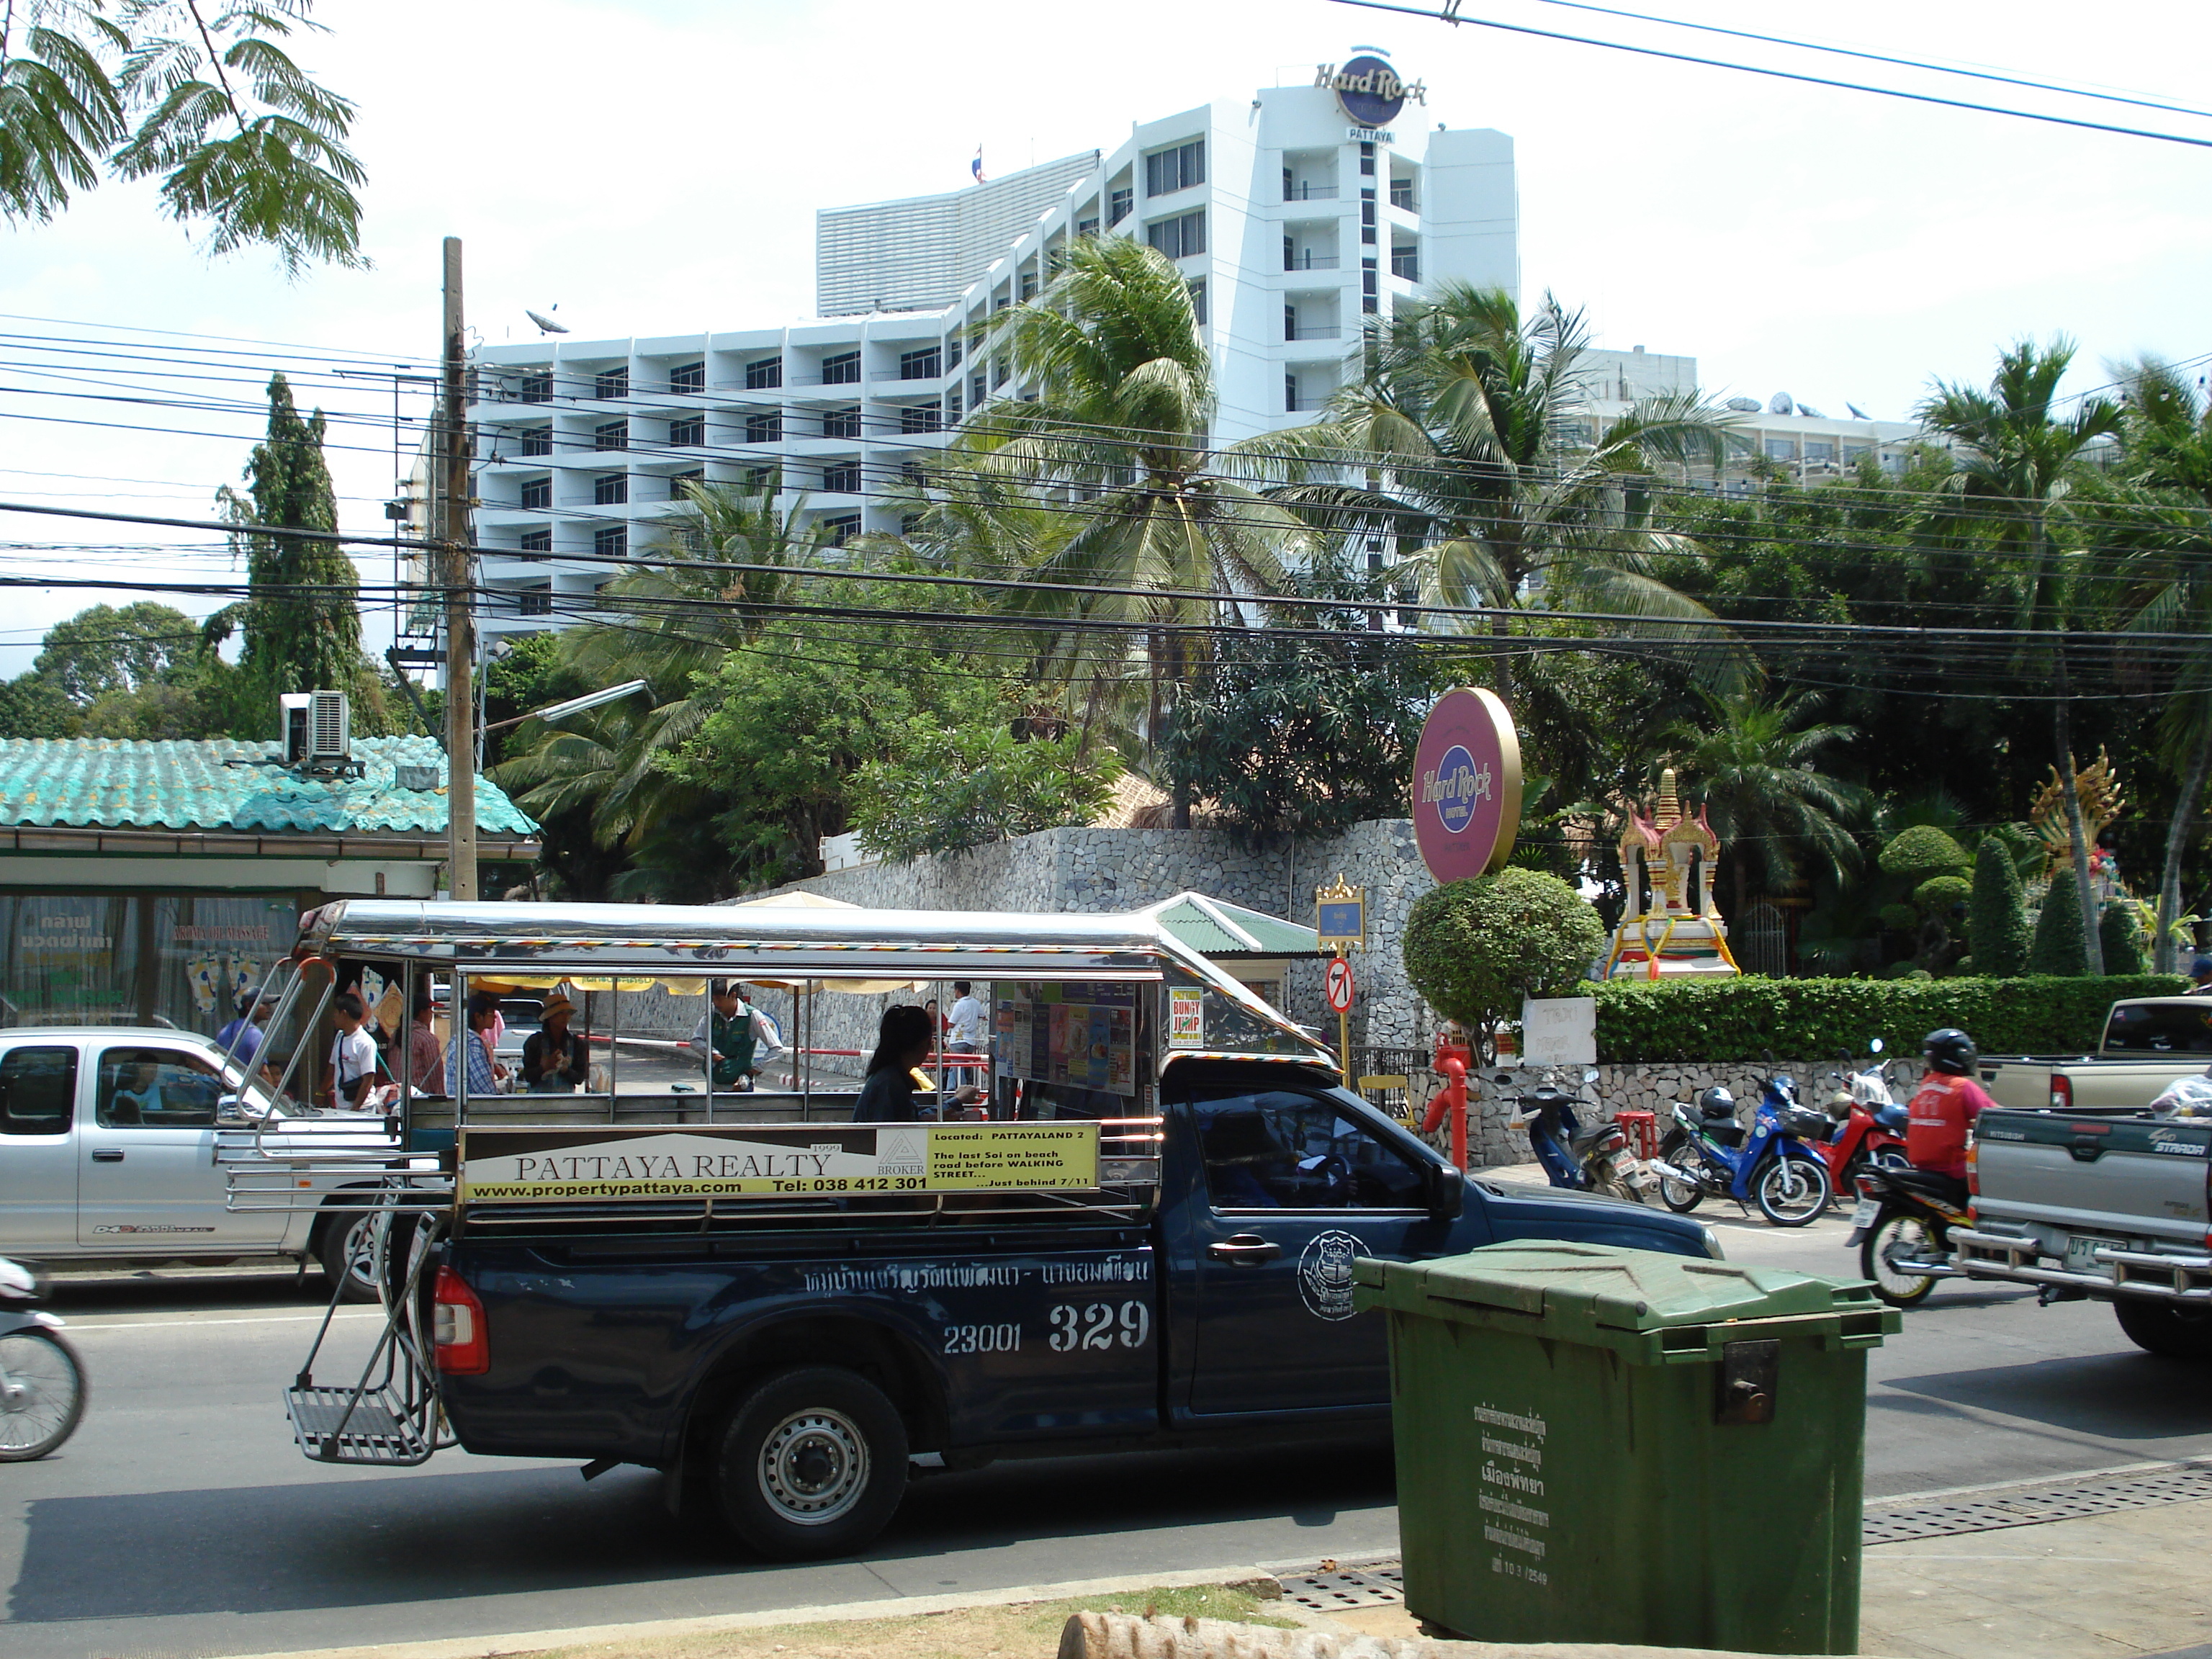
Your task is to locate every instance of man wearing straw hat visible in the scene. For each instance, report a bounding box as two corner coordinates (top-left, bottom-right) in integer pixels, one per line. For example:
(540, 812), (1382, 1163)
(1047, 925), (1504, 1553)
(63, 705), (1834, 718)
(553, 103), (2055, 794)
(522, 994), (587, 1094)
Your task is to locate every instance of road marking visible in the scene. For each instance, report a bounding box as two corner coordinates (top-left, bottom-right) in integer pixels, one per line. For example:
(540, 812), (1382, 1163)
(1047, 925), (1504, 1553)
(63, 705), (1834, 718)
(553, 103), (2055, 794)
(64, 1311), (382, 1331)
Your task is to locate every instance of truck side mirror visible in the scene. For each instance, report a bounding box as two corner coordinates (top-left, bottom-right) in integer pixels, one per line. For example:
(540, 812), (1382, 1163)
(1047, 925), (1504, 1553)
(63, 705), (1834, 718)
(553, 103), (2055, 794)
(1427, 1161), (1465, 1223)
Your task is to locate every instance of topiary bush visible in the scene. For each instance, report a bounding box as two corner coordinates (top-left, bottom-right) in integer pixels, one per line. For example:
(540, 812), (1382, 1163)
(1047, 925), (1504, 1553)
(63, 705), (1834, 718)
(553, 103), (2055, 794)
(1588, 973), (2188, 1063)
(1915, 874), (1972, 914)
(2100, 904), (2149, 976)
(1879, 824), (1971, 879)
(1967, 836), (2031, 978)
(1878, 902), (1920, 933)
(1403, 868), (1606, 1032)
(2029, 867), (2090, 976)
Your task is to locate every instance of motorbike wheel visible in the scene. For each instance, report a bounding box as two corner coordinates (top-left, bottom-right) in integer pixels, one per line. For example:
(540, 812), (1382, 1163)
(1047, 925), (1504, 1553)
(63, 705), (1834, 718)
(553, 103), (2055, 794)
(0, 1328), (86, 1461)
(1754, 1155), (1833, 1227)
(1861, 1212), (1945, 1308)
(1655, 1135), (1703, 1214)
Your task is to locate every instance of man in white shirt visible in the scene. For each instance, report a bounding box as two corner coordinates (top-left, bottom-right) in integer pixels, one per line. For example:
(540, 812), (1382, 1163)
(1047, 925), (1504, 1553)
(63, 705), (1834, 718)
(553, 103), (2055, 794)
(946, 981), (987, 1054)
(327, 992), (380, 1110)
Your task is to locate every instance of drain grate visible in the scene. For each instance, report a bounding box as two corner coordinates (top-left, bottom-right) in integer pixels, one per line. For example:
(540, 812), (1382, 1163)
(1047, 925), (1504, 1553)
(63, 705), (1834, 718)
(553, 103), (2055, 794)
(1281, 1564), (1406, 1610)
(1862, 1462), (2212, 1545)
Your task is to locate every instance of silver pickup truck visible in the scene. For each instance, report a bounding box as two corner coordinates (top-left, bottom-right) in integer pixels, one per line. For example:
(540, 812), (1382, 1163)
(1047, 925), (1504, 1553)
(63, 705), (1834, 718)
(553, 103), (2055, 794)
(1977, 997), (2212, 1112)
(0, 1026), (398, 1296)
(1953, 1105), (2212, 1359)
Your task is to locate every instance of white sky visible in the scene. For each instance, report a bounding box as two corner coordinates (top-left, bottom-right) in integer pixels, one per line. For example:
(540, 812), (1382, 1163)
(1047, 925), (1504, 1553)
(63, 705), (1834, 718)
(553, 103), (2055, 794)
(1, 0), (2206, 678)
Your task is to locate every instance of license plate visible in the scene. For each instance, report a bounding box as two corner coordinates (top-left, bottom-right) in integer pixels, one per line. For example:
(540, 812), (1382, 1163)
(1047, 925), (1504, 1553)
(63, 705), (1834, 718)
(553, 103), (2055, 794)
(1851, 1199), (1879, 1229)
(2063, 1236), (2116, 1273)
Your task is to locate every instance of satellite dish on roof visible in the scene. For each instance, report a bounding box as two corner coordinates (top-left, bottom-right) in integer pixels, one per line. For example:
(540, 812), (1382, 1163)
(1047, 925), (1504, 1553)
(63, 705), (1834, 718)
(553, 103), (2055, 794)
(1768, 392), (1794, 415)
(1846, 403), (1870, 420)
(1723, 396), (1760, 413)
(1796, 402), (1824, 418)
(526, 307), (569, 335)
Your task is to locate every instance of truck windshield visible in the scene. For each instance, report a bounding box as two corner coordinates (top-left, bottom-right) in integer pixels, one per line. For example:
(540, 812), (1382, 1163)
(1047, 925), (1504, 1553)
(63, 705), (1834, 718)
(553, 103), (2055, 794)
(2105, 1002), (2212, 1054)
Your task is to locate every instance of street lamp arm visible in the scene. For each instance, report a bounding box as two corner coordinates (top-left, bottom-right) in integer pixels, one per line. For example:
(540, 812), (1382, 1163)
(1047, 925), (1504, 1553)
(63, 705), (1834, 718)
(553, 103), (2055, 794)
(480, 679), (651, 735)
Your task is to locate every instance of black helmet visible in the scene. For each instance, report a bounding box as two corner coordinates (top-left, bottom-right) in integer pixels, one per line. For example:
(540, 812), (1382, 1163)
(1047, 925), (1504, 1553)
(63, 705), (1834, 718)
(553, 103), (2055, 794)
(1696, 1086), (1735, 1116)
(1923, 1028), (1977, 1076)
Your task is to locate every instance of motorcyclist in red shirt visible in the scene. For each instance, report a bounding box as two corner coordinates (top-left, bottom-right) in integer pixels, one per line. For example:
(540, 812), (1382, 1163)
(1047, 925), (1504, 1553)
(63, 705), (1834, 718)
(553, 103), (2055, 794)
(1906, 1028), (1994, 1204)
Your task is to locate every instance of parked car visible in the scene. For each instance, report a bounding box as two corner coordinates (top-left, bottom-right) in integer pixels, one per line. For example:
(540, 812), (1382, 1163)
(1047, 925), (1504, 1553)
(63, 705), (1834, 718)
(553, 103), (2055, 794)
(1976, 998), (2212, 1112)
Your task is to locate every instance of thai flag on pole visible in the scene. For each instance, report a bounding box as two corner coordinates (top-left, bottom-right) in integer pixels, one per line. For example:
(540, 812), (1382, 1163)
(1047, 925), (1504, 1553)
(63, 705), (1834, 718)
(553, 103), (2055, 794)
(971, 146), (986, 185)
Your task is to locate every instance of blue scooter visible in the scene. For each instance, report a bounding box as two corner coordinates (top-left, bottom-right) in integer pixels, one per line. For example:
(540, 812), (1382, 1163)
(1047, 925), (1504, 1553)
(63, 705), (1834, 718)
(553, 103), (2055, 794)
(1650, 1074), (1835, 1226)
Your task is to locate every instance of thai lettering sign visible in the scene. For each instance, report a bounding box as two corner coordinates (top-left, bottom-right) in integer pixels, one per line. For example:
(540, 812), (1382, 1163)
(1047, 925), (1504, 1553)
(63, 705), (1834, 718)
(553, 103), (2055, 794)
(1412, 687), (1524, 884)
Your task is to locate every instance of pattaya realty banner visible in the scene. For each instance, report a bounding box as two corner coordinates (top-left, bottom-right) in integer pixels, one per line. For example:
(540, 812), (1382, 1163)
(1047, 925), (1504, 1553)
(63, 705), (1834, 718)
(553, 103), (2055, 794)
(457, 1122), (1100, 1203)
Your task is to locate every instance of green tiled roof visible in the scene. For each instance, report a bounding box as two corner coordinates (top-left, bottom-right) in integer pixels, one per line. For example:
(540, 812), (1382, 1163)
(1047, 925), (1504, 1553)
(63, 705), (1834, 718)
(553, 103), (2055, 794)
(1137, 891), (1321, 958)
(0, 736), (538, 839)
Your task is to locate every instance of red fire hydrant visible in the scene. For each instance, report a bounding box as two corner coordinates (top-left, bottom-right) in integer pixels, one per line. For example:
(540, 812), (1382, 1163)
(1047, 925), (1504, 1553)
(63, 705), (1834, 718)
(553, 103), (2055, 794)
(1421, 1029), (1474, 1170)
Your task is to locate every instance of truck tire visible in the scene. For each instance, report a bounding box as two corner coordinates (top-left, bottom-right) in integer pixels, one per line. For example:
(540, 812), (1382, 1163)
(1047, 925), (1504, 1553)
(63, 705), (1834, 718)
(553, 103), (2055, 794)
(714, 1366), (909, 1560)
(2115, 1300), (2212, 1360)
(317, 1209), (382, 1304)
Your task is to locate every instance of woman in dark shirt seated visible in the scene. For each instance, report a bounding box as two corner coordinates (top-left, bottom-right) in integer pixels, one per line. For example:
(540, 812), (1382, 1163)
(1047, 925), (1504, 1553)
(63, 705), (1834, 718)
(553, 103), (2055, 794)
(853, 1004), (985, 1122)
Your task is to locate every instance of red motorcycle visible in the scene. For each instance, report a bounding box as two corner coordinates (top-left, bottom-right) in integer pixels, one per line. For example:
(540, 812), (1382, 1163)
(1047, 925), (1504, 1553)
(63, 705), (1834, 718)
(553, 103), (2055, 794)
(1815, 1040), (1911, 1190)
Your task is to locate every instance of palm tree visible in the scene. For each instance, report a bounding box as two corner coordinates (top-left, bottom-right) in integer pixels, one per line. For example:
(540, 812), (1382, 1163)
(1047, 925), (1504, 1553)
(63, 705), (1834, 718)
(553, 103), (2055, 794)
(1917, 338), (2123, 971)
(1670, 690), (1869, 925)
(2113, 357), (2212, 971)
(492, 477), (831, 881)
(1275, 284), (1750, 695)
(949, 235), (1315, 824)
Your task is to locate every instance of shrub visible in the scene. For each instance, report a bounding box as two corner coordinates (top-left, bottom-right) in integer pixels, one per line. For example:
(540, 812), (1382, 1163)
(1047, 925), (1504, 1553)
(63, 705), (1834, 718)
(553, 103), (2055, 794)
(2100, 904), (2149, 976)
(2029, 867), (2090, 976)
(1588, 974), (2188, 1063)
(1914, 874), (1972, 914)
(1403, 868), (1606, 1031)
(1878, 902), (1920, 933)
(1989, 821), (2048, 878)
(1879, 824), (1971, 878)
(1967, 836), (2030, 978)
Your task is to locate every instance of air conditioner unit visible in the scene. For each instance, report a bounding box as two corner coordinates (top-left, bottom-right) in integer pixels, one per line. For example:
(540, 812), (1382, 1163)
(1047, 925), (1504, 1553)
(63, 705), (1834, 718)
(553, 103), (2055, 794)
(308, 690), (351, 761)
(278, 693), (313, 763)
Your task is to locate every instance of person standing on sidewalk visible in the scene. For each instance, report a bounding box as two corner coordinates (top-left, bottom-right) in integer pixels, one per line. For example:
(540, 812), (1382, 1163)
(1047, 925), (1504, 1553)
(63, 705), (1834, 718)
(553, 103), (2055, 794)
(947, 982), (987, 1053)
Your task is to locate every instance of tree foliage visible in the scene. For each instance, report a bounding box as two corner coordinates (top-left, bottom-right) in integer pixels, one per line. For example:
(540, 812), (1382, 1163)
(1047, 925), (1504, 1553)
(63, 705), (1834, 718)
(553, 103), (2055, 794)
(1402, 868), (1606, 1031)
(0, 0), (367, 271)
(2029, 867), (2090, 976)
(28, 600), (197, 701)
(849, 718), (1122, 863)
(1967, 837), (2031, 978)
(1879, 824), (1972, 879)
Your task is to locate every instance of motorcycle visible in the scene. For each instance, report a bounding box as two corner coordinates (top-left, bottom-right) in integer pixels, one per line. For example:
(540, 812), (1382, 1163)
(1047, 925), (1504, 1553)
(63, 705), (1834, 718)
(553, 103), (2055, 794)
(0, 1258), (84, 1460)
(1847, 1164), (1970, 1308)
(1652, 1072), (1835, 1226)
(1815, 1038), (1912, 1192)
(1511, 1069), (1653, 1202)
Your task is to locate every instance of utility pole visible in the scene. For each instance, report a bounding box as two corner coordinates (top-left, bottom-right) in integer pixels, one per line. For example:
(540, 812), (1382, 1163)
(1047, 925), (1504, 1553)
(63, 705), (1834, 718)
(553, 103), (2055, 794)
(435, 236), (478, 902)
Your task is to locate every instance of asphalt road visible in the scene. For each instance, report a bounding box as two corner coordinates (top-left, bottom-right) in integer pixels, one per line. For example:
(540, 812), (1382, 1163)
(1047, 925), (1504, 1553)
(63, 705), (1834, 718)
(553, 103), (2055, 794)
(6, 1197), (2209, 1659)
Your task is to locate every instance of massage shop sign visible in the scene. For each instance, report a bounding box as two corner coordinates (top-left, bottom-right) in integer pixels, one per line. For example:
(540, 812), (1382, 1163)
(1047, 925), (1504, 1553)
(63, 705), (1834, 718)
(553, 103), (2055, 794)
(1412, 686), (1524, 884)
(457, 1122), (1100, 1204)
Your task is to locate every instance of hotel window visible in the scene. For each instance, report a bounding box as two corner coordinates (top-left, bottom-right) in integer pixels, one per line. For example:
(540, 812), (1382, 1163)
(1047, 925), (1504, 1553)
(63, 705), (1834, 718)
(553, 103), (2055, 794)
(1361, 189), (1377, 245)
(822, 461), (863, 493)
(519, 372), (551, 404)
(592, 472), (626, 505)
(901, 401), (943, 434)
(1146, 210), (1205, 261)
(822, 351), (860, 385)
(971, 372), (987, 407)
(1764, 438), (1796, 461)
(1362, 257), (1378, 313)
(1187, 277), (1208, 326)
(824, 513), (862, 546)
(745, 466), (778, 488)
(900, 346), (942, 380)
(1844, 444), (1871, 463)
(992, 359), (1009, 389)
(823, 405), (863, 439)
(1145, 139), (1205, 197)
(1806, 440), (1836, 462)
(670, 361), (705, 394)
(744, 356), (783, 390)
(1077, 216), (1100, 238)
(520, 426), (552, 456)
(520, 477), (552, 510)
(518, 529), (552, 558)
(745, 410), (782, 444)
(670, 413), (706, 446)
(671, 467), (704, 499)
(594, 367), (628, 400)
(1020, 271), (1038, 301)
(1107, 185), (1132, 225)
(1389, 177), (1415, 210)
(945, 335), (963, 369)
(946, 382), (963, 418)
(593, 525), (626, 557)
(517, 585), (553, 617)
(1359, 140), (1375, 176)
(594, 420), (628, 451)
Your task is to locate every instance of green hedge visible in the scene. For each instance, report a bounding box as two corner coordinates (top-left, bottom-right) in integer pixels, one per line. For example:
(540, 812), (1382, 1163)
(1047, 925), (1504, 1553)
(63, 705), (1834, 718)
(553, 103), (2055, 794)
(1588, 974), (2190, 1064)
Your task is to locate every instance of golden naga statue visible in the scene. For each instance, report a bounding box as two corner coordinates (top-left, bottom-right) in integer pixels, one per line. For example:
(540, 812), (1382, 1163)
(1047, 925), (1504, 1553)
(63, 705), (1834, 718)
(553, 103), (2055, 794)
(2029, 749), (2123, 876)
(1605, 768), (1741, 979)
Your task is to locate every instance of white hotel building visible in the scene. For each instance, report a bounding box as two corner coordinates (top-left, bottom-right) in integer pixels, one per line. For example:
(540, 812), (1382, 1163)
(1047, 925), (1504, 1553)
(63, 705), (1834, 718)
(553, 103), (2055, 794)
(456, 58), (1923, 639)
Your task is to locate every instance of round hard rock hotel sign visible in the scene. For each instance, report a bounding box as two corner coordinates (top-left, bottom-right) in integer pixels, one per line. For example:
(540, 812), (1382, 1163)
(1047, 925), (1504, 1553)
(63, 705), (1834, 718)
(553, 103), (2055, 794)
(1412, 687), (1524, 884)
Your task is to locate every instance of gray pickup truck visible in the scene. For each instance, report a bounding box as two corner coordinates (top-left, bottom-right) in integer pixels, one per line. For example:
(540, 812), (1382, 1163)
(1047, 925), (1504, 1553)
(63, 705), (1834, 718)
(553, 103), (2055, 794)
(0, 1026), (397, 1294)
(1953, 1105), (2212, 1358)
(1975, 997), (2212, 1113)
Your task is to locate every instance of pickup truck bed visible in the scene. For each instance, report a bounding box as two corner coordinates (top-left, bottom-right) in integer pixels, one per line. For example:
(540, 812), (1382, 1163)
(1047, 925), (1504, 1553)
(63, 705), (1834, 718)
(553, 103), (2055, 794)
(1977, 997), (2212, 1112)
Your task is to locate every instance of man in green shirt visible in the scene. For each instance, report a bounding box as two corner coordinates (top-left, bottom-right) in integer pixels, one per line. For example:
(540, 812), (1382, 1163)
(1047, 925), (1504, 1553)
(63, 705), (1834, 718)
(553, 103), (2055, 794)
(688, 980), (781, 1091)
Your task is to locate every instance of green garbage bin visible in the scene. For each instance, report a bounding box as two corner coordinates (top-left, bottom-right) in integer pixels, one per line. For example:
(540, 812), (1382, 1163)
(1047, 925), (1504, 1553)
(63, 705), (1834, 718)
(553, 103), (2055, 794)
(1354, 1240), (1898, 1655)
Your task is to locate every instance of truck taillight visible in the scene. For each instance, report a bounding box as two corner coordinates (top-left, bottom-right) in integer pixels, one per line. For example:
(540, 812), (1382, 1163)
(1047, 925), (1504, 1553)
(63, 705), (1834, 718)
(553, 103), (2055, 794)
(432, 1266), (489, 1375)
(2049, 1076), (2072, 1111)
(1966, 1139), (1978, 1197)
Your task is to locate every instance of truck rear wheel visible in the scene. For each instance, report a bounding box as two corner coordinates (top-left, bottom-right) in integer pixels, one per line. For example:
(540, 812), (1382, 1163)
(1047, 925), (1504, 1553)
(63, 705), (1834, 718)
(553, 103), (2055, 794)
(2115, 1300), (2212, 1360)
(714, 1366), (909, 1560)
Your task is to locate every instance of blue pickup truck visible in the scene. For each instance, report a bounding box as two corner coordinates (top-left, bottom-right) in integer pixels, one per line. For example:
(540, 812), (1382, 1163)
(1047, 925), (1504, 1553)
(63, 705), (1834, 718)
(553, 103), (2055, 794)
(243, 900), (1718, 1560)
